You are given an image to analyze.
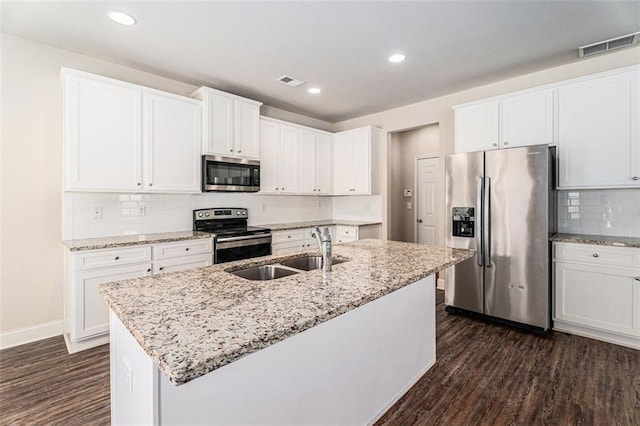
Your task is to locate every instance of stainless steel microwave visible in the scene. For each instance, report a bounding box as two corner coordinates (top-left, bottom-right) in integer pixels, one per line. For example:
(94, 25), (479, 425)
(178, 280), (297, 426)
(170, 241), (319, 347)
(202, 155), (260, 192)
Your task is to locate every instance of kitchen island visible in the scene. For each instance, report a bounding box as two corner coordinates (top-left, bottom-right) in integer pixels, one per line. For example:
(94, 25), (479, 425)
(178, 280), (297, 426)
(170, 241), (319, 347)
(100, 239), (473, 425)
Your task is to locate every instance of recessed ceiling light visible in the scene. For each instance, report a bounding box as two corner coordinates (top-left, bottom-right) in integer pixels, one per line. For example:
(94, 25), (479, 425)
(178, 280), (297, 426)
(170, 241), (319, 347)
(388, 53), (406, 63)
(108, 11), (137, 26)
(308, 87), (322, 94)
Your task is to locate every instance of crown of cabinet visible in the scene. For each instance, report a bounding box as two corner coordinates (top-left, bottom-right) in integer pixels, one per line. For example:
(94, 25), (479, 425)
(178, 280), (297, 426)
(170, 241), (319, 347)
(191, 87), (263, 159)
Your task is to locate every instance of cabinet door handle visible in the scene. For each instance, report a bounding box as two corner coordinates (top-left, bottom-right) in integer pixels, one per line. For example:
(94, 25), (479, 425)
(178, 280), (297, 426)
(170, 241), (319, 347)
(592, 253), (599, 258)
(114, 256), (120, 260)
(632, 176), (639, 181)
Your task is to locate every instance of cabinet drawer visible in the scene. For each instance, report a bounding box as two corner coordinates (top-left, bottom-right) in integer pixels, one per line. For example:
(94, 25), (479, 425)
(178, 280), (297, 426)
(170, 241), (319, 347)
(554, 243), (639, 268)
(336, 226), (358, 240)
(272, 240), (306, 255)
(154, 253), (212, 275)
(272, 229), (305, 244)
(74, 246), (152, 270)
(153, 239), (213, 260)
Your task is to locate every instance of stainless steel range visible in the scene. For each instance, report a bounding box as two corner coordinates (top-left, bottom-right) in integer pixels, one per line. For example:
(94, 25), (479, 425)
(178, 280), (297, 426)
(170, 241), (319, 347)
(193, 208), (271, 264)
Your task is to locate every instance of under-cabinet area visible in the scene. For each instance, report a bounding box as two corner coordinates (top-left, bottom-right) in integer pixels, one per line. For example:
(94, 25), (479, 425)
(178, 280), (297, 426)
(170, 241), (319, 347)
(552, 241), (640, 349)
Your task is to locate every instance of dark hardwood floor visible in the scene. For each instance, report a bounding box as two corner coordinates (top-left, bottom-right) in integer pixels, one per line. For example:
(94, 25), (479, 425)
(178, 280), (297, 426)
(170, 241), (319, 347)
(1, 290), (638, 425)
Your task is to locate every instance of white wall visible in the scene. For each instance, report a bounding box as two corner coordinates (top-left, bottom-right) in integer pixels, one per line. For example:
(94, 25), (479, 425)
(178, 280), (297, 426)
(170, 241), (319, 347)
(0, 34), (334, 345)
(332, 46), (640, 242)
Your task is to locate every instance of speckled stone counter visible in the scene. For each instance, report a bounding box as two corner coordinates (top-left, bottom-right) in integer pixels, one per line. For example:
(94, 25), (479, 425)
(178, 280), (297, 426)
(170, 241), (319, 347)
(63, 231), (213, 251)
(258, 220), (381, 231)
(100, 239), (473, 385)
(551, 233), (640, 248)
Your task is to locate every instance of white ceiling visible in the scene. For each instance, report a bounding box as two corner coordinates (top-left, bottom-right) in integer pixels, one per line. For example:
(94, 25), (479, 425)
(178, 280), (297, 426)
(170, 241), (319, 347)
(2, 1), (639, 122)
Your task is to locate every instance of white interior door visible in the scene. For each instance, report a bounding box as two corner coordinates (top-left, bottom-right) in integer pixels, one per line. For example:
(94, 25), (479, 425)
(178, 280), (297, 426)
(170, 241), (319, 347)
(416, 157), (438, 245)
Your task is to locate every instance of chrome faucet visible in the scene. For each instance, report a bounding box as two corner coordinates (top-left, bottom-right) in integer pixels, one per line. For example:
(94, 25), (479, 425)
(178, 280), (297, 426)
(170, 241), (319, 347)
(311, 226), (332, 273)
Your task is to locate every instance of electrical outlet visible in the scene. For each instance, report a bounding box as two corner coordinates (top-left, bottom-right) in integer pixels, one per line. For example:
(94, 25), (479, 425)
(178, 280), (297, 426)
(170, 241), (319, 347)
(260, 204), (267, 213)
(91, 206), (103, 219)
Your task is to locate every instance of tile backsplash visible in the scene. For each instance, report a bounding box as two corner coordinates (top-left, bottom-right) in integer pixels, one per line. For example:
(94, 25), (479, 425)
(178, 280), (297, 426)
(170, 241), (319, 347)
(63, 192), (383, 240)
(557, 189), (640, 237)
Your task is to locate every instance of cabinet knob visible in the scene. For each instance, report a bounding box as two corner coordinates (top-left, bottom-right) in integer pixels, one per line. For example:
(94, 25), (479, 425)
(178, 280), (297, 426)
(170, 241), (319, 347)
(503, 141), (508, 146)
(287, 235), (291, 238)
(147, 268), (151, 273)
(282, 188), (285, 191)
(114, 256), (120, 260)
(238, 150), (242, 153)
(635, 277), (640, 281)
(230, 149), (234, 152)
(275, 187), (279, 190)
(137, 182), (141, 186)
(313, 189), (316, 192)
(318, 189), (321, 192)
(632, 176), (639, 181)
(149, 183), (153, 187)
(592, 253), (599, 258)
(185, 247), (190, 251)
(492, 143), (497, 147)
(159, 267), (164, 271)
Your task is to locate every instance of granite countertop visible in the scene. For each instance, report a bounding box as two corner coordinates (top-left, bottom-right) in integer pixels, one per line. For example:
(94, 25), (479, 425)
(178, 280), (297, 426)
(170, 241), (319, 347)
(551, 233), (640, 249)
(100, 239), (473, 386)
(63, 231), (213, 251)
(259, 220), (382, 231)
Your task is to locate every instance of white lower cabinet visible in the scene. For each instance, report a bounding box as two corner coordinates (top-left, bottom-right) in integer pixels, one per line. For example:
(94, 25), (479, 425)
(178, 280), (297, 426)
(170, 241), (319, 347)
(335, 225), (358, 244)
(553, 242), (640, 349)
(65, 238), (212, 353)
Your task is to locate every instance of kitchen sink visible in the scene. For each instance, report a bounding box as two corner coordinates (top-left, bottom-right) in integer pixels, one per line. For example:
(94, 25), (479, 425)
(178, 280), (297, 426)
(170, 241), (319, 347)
(229, 265), (300, 281)
(279, 256), (349, 271)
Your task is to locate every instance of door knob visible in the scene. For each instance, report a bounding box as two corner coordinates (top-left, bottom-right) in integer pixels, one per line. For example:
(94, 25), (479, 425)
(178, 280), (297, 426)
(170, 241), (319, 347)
(417, 218), (423, 223)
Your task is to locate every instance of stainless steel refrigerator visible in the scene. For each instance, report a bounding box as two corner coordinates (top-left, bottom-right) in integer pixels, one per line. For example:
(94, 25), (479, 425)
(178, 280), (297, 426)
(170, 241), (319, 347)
(445, 144), (556, 332)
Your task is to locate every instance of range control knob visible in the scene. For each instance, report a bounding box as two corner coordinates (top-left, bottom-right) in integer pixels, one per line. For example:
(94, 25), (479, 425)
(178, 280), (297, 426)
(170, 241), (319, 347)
(197, 212), (203, 217)
(204, 212), (210, 217)
(242, 211), (247, 215)
(237, 211), (241, 215)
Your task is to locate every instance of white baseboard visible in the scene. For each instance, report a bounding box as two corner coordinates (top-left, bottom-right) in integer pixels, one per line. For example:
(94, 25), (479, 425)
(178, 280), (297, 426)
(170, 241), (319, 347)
(63, 332), (109, 354)
(0, 320), (63, 350)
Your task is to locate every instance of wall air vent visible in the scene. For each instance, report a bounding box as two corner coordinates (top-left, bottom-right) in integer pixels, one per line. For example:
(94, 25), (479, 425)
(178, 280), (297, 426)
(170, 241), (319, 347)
(579, 32), (640, 57)
(276, 75), (305, 88)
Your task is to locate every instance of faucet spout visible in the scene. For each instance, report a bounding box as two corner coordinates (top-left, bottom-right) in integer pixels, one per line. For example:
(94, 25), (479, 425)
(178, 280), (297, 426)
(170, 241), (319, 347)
(311, 226), (332, 274)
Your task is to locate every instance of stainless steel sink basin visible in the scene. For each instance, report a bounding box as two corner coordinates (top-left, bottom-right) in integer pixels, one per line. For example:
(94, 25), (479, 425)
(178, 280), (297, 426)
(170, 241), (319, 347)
(230, 265), (300, 281)
(280, 256), (349, 271)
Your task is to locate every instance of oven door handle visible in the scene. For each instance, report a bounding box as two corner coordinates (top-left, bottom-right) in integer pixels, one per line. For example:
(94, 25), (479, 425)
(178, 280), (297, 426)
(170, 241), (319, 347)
(217, 233), (272, 243)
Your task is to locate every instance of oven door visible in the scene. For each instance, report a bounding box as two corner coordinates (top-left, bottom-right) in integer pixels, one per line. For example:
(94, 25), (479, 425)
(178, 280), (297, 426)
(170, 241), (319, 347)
(215, 235), (272, 264)
(203, 155), (260, 192)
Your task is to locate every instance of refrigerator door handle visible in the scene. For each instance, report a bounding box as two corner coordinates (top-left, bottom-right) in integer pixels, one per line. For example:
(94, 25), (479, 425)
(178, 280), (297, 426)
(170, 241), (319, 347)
(476, 177), (483, 266)
(483, 177), (491, 267)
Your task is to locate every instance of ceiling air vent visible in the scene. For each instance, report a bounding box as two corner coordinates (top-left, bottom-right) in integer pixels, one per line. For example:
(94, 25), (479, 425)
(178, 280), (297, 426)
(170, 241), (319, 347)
(276, 75), (305, 88)
(579, 32), (640, 57)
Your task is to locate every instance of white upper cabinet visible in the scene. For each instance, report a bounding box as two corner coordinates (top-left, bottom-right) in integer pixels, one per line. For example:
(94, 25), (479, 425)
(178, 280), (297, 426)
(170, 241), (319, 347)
(259, 118), (298, 194)
(454, 89), (553, 153)
(63, 71), (143, 191)
(557, 69), (639, 189)
(333, 126), (380, 195)
(297, 129), (333, 195)
(143, 92), (202, 192)
(454, 101), (499, 153)
(62, 68), (202, 193)
(191, 87), (262, 159)
(501, 89), (554, 149)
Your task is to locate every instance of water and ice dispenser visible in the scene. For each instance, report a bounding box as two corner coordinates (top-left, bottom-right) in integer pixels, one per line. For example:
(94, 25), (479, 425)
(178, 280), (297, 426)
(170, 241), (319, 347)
(452, 207), (475, 238)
